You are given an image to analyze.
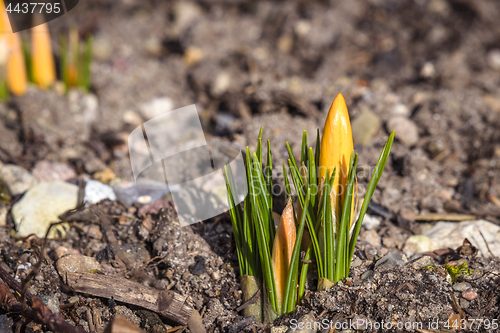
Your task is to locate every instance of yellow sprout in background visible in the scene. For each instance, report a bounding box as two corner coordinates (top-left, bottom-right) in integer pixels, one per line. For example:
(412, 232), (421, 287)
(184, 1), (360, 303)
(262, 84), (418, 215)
(319, 93), (357, 229)
(6, 29), (27, 95)
(32, 21), (56, 89)
(271, 198), (296, 314)
(1, 0), (27, 96)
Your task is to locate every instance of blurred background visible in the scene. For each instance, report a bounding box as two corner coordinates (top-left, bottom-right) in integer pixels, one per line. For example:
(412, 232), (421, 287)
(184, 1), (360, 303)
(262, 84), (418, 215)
(1, 0), (500, 221)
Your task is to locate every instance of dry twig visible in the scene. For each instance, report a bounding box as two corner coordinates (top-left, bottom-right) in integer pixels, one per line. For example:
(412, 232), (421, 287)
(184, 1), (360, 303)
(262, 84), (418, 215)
(0, 274), (85, 333)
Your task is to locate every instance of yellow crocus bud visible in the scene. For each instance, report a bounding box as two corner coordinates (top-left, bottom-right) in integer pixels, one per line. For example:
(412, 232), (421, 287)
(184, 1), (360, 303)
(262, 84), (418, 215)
(271, 198), (296, 313)
(32, 21), (56, 89)
(319, 93), (355, 227)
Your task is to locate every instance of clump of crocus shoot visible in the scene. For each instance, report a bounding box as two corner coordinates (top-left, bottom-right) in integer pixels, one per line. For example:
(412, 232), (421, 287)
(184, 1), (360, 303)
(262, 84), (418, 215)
(60, 28), (93, 92)
(0, 7), (94, 98)
(226, 94), (394, 322)
(0, 0), (27, 99)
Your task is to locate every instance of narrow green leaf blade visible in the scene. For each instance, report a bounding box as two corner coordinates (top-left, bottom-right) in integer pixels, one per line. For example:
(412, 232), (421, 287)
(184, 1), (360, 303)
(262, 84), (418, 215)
(348, 131), (395, 265)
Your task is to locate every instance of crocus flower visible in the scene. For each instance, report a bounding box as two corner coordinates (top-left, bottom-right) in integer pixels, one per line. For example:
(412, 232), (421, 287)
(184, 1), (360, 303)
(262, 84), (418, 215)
(319, 93), (356, 228)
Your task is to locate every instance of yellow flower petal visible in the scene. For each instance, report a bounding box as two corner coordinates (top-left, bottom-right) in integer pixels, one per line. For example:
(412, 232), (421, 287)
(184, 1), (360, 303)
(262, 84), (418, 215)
(319, 93), (355, 226)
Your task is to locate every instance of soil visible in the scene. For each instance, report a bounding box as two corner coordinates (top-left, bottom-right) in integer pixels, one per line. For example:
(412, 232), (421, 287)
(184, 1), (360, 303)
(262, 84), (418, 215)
(1, 0), (500, 332)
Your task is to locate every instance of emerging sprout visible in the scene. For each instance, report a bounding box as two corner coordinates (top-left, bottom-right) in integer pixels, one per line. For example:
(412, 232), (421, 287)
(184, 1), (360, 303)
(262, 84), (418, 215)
(226, 94), (395, 321)
(271, 199), (296, 314)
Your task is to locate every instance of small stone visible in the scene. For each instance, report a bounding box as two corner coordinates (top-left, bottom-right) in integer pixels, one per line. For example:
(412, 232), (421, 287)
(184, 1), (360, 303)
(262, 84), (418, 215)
(138, 195), (152, 204)
(112, 181), (170, 206)
(351, 109), (381, 145)
(139, 97), (174, 120)
(361, 230), (381, 247)
(462, 288), (478, 301)
(85, 225), (103, 240)
(403, 235), (432, 255)
(55, 246), (79, 259)
(387, 116), (419, 146)
(93, 35), (112, 61)
(12, 181), (77, 238)
(39, 294), (60, 314)
(278, 34), (293, 54)
(123, 110), (143, 126)
(460, 298), (470, 309)
(351, 257), (363, 268)
(399, 207), (416, 222)
(375, 252), (406, 268)
(484, 94), (500, 113)
(361, 270), (374, 280)
(365, 246), (378, 261)
(84, 179), (116, 204)
(173, 1), (203, 35)
(212, 72), (231, 97)
(183, 46), (204, 66)
(271, 327), (288, 333)
(362, 214), (381, 230)
(391, 103), (410, 117)
(0, 164), (37, 196)
(93, 168), (116, 184)
(56, 254), (101, 276)
(145, 37), (163, 56)
(32, 161), (76, 183)
(295, 20), (311, 37)
(411, 256), (433, 270)
(420, 62), (436, 78)
(211, 271), (221, 280)
(289, 313), (316, 333)
(423, 220), (500, 257)
(453, 282), (472, 292)
(382, 237), (399, 248)
(487, 49), (500, 70)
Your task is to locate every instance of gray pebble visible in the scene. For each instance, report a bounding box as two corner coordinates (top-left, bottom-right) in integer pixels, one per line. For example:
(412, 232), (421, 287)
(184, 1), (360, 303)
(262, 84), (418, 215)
(375, 252), (405, 268)
(361, 270), (374, 281)
(386, 116), (419, 147)
(453, 282), (472, 292)
(0, 164), (37, 196)
(84, 179), (116, 204)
